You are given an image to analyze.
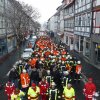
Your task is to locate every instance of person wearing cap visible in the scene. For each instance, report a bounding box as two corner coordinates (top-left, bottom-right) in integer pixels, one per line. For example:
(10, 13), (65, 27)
(83, 78), (96, 100)
(5, 81), (15, 100)
(63, 83), (75, 100)
(11, 88), (25, 100)
(75, 61), (82, 83)
(38, 77), (49, 100)
(48, 82), (60, 100)
(28, 83), (40, 100)
(20, 69), (30, 93)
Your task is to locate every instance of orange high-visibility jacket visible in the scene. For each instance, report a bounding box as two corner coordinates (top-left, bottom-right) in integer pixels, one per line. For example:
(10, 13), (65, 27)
(61, 51), (67, 55)
(61, 57), (66, 61)
(20, 73), (30, 88)
(29, 58), (37, 67)
(76, 64), (82, 74)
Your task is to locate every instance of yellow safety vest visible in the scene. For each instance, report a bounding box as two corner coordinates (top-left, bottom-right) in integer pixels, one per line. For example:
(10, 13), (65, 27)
(11, 90), (25, 100)
(63, 87), (75, 100)
(28, 86), (40, 98)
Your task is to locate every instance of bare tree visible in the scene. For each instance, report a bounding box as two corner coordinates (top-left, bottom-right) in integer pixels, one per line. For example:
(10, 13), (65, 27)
(7, 0), (41, 46)
(21, 2), (41, 21)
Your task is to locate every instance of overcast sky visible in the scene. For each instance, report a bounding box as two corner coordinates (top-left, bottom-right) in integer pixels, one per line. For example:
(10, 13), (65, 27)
(18, 0), (62, 24)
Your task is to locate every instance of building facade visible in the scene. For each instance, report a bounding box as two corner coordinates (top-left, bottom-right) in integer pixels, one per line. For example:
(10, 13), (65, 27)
(74, 0), (92, 58)
(0, 0), (8, 56)
(63, 0), (75, 50)
(5, 0), (17, 53)
(90, 0), (100, 64)
(0, 0), (35, 58)
(47, 16), (56, 32)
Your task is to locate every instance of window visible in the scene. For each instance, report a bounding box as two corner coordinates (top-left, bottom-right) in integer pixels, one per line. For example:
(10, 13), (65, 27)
(86, 13), (91, 26)
(75, 17), (78, 26)
(82, 14), (85, 26)
(96, 11), (100, 27)
(86, 0), (91, 4)
(79, 16), (81, 26)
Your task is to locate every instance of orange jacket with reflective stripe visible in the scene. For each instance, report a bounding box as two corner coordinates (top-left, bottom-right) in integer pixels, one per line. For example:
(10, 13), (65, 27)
(20, 73), (30, 88)
(76, 65), (82, 74)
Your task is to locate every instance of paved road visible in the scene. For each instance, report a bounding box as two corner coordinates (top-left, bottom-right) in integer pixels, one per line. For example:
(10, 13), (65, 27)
(0, 42), (27, 100)
(0, 42), (100, 100)
(71, 51), (100, 91)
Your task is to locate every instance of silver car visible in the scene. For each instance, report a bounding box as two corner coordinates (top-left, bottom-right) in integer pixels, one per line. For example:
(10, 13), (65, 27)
(21, 48), (33, 60)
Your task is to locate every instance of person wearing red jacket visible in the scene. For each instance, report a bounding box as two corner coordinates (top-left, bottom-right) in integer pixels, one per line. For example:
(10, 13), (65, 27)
(5, 81), (15, 100)
(38, 77), (49, 100)
(83, 78), (96, 100)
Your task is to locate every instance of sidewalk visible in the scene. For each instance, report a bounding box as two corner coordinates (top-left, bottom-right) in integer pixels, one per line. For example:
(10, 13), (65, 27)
(0, 42), (27, 83)
(70, 50), (100, 91)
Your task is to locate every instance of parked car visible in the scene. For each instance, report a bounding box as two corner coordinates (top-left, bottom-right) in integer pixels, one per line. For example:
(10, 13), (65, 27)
(21, 48), (33, 60)
(28, 37), (37, 49)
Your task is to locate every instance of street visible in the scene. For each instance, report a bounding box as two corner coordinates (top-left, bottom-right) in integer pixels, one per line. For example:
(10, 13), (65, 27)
(0, 36), (100, 100)
(0, 42), (27, 99)
(0, 0), (100, 100)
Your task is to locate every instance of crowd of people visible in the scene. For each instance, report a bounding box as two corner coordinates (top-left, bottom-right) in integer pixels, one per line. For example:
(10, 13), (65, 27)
(4, 36), (97, 100)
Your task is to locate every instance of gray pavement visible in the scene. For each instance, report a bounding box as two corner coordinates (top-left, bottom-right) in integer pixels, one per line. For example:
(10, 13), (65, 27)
(70, 51), (100, 91)
(0, 42), (27, 100)
(0, 40), (100, 100)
